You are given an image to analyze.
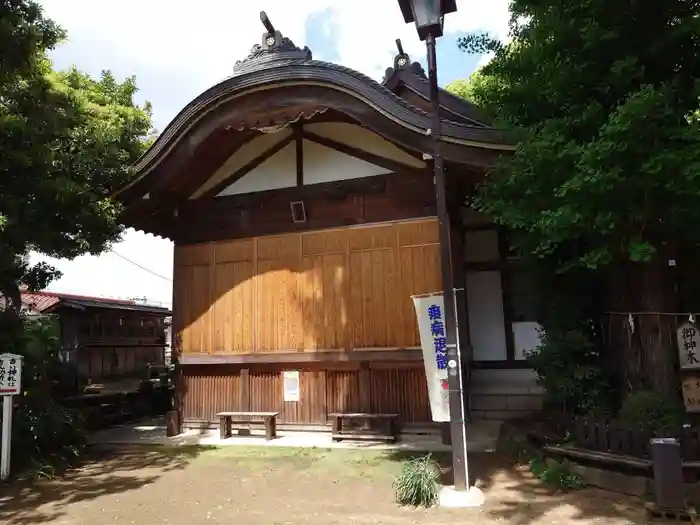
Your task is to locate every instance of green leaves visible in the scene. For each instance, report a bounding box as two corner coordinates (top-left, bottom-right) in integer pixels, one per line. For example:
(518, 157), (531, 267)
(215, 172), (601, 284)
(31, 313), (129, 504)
(393, 454), (441, 507)
(0, 0), (154, 296)
(454, 0), (700, 271)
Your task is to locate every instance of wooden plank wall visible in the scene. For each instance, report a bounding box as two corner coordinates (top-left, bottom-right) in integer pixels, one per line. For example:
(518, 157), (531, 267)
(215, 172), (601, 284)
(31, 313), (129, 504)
(76, 346), (164, 379)
(181, 362), (431, 425)
(174, 219), (441, 355)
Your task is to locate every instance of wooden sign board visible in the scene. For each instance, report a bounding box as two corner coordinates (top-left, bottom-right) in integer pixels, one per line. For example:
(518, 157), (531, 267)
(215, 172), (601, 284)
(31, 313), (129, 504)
(0, 353), (22, 481)
(0, 353), (22, 396)
(677, 322), (700, 370)
(682, 375), (700, 413)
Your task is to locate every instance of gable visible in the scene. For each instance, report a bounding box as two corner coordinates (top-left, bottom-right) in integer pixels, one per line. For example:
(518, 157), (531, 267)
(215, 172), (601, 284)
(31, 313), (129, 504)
(190, 123), (427, 198)
(303, 123), (425, 169)
(218, 141), (297, 196)
(301, 141), (391, 185)
(191, 130), (293, 199)
(217, 139), (395, 196)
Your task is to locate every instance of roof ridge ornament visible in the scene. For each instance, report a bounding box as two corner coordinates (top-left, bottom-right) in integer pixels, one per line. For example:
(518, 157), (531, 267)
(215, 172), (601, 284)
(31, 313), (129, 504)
(234, 11), (313, 74)
(383, 38), (426, 81)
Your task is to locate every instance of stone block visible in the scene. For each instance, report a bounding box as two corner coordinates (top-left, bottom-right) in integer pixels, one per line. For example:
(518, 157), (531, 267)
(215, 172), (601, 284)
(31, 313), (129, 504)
(506, 394), (543, 411)
(471, 369), (543, 395)
(568, 463), (650, 497)
(471, 394), (508, 411)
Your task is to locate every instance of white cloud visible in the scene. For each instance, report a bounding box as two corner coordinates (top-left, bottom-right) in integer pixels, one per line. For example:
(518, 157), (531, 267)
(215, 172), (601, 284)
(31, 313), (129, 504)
(30, 0), (509, 306)
(328, 1), (510, 80)
(30, 230), (174, 306)
(39, 0), (509, 126)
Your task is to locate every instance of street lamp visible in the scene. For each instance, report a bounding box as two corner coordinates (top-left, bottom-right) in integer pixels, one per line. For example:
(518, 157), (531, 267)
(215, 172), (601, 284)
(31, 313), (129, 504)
(396, 0), (471, 496)
(397, 0), (456, 40)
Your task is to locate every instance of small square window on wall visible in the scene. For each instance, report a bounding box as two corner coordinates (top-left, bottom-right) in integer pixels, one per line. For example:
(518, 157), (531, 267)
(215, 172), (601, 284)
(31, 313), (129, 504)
(290, 201), (306, 223)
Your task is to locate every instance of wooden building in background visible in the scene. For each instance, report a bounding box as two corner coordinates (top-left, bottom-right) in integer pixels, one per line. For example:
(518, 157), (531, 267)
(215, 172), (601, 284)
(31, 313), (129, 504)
(115, 17), (545, 433)
(21, 290), (171, 381)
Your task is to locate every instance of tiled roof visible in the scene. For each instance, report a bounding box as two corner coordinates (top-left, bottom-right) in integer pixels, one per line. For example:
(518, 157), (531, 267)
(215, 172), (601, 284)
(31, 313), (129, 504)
(20, 290), (170, 315)
(21, 291), (60, 312)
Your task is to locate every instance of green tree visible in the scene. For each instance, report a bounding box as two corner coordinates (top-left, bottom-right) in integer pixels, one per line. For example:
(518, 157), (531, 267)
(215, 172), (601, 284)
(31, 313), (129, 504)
(0, 0), (154, 471)
(0, 0), (154, 310)
(457, 1), (700, 394)
(445, 70), (491, 105)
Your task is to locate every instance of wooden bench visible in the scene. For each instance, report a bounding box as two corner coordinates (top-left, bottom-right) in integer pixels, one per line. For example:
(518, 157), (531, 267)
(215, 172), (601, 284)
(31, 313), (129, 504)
(328, 413), (399, 443)
(216, 411), (280, 441)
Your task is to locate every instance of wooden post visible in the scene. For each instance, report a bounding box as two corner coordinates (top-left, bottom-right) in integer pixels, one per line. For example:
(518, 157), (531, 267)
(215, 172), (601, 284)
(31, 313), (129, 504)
(441, 422), (452, 445)
(331, 415), (341, 440)
(1, 396), (12, 481)
(219, 415), (231, 440)
(165, 410), (179, 437)
(450, 208), (472, 418)
(264, 416), (276, 440)
(426, 32), (469, 491)
(359, 362), (371, 413)
(0, 353), (23, 482)
(240, 368), (250, 411)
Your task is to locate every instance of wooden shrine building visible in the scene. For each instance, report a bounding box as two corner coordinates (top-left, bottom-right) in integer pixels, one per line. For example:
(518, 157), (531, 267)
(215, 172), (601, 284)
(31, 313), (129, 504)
(115, 15), (545, 434)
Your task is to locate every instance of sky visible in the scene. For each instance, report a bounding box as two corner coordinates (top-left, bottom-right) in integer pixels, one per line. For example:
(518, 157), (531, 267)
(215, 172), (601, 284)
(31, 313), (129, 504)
(29, 0), (510, 308)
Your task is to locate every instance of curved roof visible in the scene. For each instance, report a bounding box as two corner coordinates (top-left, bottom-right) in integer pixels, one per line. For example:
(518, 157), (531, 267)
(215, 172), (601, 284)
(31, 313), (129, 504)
(118, 12), (513, 198)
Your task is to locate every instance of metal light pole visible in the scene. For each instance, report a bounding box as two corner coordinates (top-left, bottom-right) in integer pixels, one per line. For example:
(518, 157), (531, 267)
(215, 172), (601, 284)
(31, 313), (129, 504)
(396, 0), (470, 492)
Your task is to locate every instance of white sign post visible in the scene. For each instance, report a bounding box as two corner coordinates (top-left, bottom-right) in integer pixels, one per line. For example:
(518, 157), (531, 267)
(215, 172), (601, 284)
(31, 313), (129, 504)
(412, 293), (450, 422)
(0, 353), (23, 481)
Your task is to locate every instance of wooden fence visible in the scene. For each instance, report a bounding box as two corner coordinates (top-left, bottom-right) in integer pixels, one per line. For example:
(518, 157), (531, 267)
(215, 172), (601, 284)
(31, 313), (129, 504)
(554, 413), (700, 461)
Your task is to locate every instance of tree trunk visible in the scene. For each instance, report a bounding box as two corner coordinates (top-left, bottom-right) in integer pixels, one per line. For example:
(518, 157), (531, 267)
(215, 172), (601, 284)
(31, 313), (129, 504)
(635, 260), (678, 395)
(608, 258), (679, 396)
(608, 262), (644, 392)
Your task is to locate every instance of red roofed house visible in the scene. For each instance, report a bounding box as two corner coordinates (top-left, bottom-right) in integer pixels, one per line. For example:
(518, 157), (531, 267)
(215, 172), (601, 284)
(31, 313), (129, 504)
(21, 289), (171, 382)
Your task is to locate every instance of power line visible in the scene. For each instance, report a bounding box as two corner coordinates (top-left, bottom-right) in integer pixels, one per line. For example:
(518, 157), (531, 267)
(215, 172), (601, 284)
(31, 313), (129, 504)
(111, 250), (173, 282)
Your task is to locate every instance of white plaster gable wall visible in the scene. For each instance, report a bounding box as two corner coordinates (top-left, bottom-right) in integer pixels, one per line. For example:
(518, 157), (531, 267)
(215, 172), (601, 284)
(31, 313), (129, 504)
(302, 140), (391, 185)
(305, 123), (425, 169)
(207, 123), (426, 196)
(218, 142), (297, 196)
(190, 129), (294, 198)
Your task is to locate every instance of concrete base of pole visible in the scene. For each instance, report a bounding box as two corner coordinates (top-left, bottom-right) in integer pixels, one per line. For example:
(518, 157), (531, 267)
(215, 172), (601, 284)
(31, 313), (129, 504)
(438, 485), (485, 508)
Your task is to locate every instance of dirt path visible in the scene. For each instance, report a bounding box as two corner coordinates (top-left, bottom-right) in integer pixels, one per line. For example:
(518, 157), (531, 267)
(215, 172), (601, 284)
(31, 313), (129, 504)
(0, 445), (650, 525)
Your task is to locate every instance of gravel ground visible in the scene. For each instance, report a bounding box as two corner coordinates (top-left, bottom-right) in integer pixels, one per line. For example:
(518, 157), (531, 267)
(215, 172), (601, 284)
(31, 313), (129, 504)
(0, 445), (651, 525)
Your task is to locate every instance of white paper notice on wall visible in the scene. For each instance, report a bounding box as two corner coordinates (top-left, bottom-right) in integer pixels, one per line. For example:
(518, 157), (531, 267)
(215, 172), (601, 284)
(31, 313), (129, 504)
(283, 371), (300, 402)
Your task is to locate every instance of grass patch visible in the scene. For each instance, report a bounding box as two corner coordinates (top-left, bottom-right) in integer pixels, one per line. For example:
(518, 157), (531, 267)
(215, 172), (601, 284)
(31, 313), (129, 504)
(191, 445), (414, 479)
(393, 454), (441, 507)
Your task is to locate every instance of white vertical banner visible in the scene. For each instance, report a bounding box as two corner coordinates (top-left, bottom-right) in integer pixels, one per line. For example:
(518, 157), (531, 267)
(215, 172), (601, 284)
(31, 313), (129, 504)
(412, 293), (450, 422)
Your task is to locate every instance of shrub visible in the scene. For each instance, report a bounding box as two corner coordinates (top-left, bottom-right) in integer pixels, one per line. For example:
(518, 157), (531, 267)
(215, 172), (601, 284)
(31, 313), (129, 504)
(526, 327), (613, 415)
(393, 454), (440, 507)
(618, 390), (685, 430)
(13, 398), (87, 475)
(5, 315), (88, 475)
(529, 456), (585, 490)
